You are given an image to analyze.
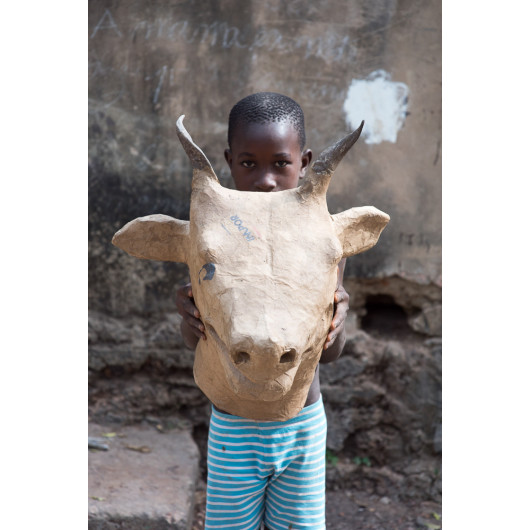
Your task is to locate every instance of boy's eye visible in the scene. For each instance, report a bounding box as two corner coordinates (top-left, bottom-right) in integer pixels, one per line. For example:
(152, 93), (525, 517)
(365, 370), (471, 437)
(275, 161), (289, 168)
(241, 161), (255, 168)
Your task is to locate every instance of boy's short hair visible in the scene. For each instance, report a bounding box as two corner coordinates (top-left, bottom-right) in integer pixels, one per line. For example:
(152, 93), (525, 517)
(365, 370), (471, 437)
(228, 92), (306, 150)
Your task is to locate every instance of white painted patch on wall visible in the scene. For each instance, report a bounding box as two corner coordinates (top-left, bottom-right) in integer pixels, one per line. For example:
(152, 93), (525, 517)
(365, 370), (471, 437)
(343, 70), (409, 144)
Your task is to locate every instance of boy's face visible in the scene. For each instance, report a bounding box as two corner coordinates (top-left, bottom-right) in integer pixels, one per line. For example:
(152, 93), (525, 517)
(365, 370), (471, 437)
(225, 121), (312, 192)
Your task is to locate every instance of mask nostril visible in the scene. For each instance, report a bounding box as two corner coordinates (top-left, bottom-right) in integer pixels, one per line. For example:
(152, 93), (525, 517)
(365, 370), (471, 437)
(233, 351), (251, 365)
(280, 349), (296, 364)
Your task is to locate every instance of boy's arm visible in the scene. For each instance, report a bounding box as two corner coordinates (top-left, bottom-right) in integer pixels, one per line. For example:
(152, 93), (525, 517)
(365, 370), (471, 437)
(176, 282), (205, 349)
(321, 258), (348, 363)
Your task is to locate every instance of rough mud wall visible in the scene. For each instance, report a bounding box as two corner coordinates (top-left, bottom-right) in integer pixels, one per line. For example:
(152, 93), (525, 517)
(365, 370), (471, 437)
(89, 311), (441, 499)
(89, 0), (441, 491)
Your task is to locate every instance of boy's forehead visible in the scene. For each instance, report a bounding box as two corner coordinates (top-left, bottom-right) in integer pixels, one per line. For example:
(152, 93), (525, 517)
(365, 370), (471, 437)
(236, 120), (295, 136)
(232, 120), (300, 148)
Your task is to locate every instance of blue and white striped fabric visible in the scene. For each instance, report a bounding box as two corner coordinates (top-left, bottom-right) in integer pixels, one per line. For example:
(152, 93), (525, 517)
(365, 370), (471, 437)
(205, 396), (327, 530)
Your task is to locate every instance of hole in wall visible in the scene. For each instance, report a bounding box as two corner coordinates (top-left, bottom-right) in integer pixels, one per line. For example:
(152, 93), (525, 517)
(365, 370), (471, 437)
(360, 294), (417, 339)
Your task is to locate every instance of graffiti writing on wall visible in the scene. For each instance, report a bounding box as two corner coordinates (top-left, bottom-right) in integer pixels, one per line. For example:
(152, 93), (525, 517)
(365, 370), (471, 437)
(398, 232), (434, 252)
(90, 9), (357, 64)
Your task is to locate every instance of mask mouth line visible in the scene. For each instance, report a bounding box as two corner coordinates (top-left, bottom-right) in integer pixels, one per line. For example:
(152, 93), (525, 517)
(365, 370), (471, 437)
(204, 323), (296, 401)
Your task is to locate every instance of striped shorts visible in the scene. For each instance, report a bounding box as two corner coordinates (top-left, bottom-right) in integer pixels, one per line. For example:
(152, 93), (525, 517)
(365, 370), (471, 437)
(205, 396), (327, 530)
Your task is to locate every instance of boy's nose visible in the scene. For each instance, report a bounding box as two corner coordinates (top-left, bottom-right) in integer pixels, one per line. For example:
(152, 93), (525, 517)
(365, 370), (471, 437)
(255, 172), (276, 192)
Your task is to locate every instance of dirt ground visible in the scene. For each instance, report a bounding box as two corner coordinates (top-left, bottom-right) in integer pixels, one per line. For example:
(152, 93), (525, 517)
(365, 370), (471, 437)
(191, 479), (442, 529)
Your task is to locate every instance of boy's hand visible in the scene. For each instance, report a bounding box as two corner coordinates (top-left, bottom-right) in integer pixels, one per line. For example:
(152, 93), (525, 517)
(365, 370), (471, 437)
(324, 283), (349, 350)
(176, 283), (206, 346)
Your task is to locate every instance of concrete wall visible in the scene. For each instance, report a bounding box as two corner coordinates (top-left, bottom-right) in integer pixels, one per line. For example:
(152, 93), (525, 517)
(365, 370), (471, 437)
(89, 0), (441, 319)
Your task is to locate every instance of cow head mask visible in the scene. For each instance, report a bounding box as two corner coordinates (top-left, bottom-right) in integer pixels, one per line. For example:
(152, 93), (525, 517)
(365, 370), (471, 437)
(112, 116), (389, 420)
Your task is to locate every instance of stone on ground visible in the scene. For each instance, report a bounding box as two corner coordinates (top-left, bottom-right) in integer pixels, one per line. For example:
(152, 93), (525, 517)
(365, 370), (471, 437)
(88, 422), (199, 530)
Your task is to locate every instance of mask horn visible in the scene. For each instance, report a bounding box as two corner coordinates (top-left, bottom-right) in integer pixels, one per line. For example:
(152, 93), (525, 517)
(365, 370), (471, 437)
(298, 121), (364, 199)
(176, 115), (219, 188)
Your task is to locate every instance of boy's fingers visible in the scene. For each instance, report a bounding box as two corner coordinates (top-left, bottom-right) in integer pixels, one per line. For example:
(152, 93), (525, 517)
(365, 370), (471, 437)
(179, 297), (200, 319)
(334, 287), (349, 304)
(324, 331), (335, 350)
(332, 308), (346, 328)
(332, 295), (349, 327)
(326, 280), (348, 351)
(194, 327), (207, 340)
(177, 287), (201, 317)
(188, 315), (204, 330)
(176, 283), (206, 342)
(331, 303), (347, 329)
(328, 308), (346, 342)
(192, 329), (206, 341)
(176, 283), (195, 304)
(187, 316), (206, 340)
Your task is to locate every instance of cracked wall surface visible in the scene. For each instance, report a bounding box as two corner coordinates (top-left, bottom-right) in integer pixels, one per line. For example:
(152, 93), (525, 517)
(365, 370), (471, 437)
(89, 0), (441, 320)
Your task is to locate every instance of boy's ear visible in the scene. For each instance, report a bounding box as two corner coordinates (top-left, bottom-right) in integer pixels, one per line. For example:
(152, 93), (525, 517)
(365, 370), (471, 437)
(300, 149), (313, 178)
(224, 148), (233, 168)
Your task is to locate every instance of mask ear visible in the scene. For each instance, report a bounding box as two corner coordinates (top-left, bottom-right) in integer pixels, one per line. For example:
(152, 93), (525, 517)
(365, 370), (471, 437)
(332, 206), (390, 257)
(112, 214), (190, 263)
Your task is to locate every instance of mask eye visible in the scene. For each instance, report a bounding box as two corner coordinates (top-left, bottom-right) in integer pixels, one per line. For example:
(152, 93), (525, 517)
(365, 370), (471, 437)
(198, 263), (216, 285)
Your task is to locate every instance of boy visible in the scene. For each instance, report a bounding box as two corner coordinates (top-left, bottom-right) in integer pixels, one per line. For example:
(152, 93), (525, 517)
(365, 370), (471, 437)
(176, 92), (349, 529)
